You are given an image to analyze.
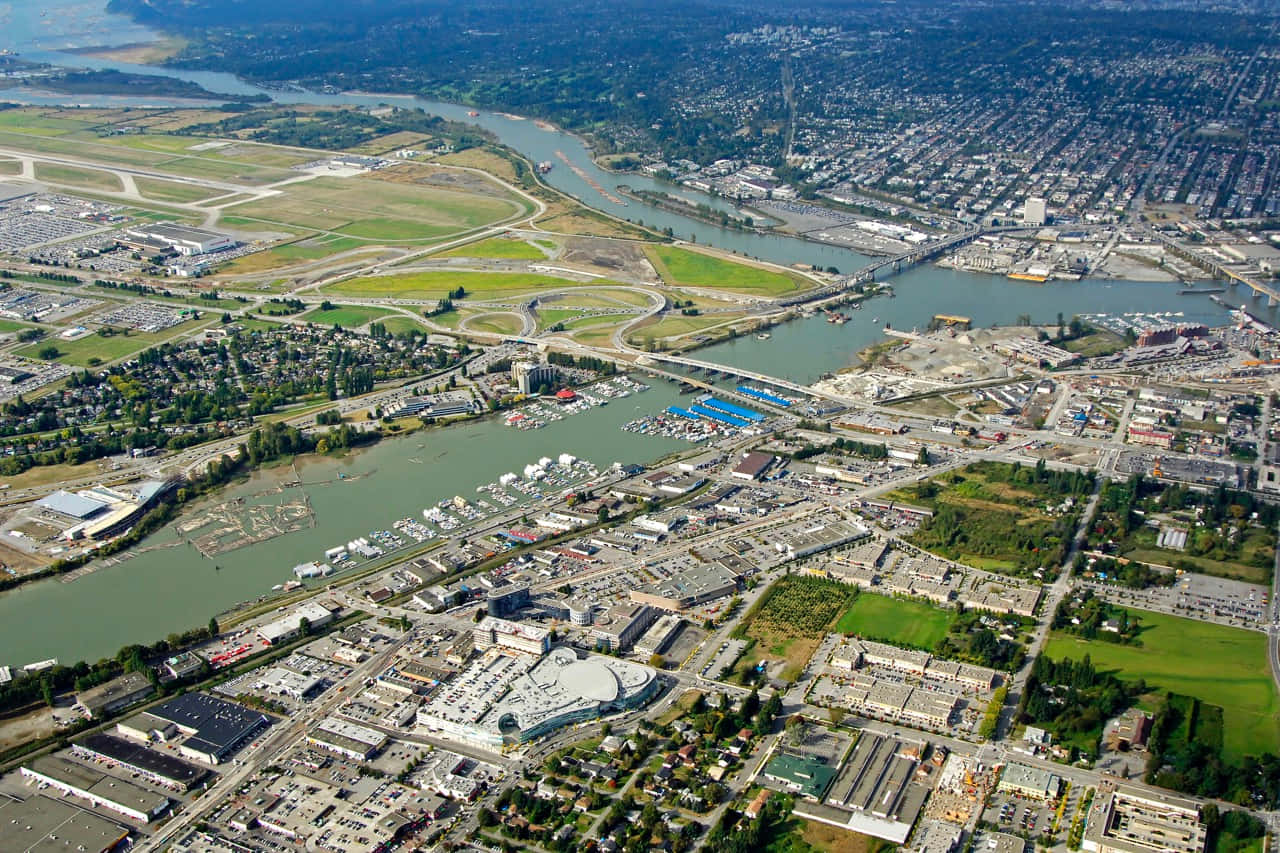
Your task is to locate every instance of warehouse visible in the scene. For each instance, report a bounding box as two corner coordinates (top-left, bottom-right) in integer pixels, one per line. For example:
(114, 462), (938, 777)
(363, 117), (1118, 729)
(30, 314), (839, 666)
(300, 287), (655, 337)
(20, 755), (170, 823)
(0, 793), (130, 853)
(74, 733), (206, 791)
(74, 671), (155, 720)
(634, 613), (684, 656)
(629, 561), (740, 611)
(730, 451), (775, 481)
(258, 602), (335, 645)
(140, 693), (274, 765)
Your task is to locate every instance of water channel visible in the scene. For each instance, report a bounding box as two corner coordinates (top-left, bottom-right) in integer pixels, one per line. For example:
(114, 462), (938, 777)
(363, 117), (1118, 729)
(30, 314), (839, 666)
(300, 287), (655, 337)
(0, 2), (1264, 664)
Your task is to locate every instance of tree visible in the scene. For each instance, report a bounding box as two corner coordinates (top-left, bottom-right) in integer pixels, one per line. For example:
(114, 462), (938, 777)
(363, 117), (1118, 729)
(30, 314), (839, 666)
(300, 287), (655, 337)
(298, 616), (312, 636)
(208, 617), (219, 637)
(37, 345), (60, 360)
(649, 653), (665, 669)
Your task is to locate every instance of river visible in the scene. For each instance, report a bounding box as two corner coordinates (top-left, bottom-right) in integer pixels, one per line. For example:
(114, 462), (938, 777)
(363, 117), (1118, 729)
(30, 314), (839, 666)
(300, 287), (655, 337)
(0, 2), (1261, 665)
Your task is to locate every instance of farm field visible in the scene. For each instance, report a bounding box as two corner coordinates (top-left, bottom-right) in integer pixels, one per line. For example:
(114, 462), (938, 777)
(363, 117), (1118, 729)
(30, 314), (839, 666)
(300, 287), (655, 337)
(228, 175), (521, 240)
(1044, 608), (1279, 758)
(645, 245), (810, 296)
(833, 592), (954, 649)
(325, 270), (597, 300)
(731, 575), (860, 683)
(300, 304), (397, 328)
(437, 236), (548, 259)
(33, 162), (123, 193)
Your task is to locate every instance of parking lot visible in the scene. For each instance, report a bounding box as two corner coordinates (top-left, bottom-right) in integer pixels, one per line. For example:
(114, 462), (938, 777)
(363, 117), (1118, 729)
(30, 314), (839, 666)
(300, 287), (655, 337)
(982, 788), (1061, 842)
(1082, 571), (1269, 630)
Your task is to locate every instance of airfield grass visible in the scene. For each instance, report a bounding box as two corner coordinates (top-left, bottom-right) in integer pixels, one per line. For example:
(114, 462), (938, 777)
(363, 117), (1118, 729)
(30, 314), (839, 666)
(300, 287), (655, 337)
(437, 236), (547, 260)
(834, 593), (955, 649)
(33, 162), (123, 193)
(300, 304), (396, 328)
(1043, 608), (1280, 758)
(17, 317), (212, 367)
(134, 176), (223, 204)
(645, 245), (809, 296)
(325, 270), (598, 301)
(218, 238), (378, 275)
(228, 176), (520, 240)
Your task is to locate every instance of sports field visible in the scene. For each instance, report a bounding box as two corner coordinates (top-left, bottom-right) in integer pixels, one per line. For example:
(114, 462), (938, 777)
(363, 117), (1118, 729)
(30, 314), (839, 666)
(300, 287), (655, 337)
(437, 236), (548, 260)
(645, 245), (809, 296)
(1044, 608), (1279, 757)
(228, 175), (520, 241)
(834, 593), (954, 649)
(325, 270), (595, 300)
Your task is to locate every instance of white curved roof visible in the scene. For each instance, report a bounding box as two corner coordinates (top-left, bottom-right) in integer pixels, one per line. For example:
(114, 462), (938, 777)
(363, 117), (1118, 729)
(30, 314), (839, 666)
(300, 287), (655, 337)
(558, 659), (620, 703)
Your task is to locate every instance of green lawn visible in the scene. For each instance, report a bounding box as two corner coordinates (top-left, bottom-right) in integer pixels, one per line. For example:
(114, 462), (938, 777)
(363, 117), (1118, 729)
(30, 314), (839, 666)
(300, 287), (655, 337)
(33, 162), (123, 193)
(325, 270), (597, 301)
(300, 304), (396, 328)
(645, 245), (809, 296)
(1044, 609), (1279, 758)
(437, 236), (548, 260)
(834, 593), (955, 649)
(464, 312), (524, 336)
(381, 316), (428, 335)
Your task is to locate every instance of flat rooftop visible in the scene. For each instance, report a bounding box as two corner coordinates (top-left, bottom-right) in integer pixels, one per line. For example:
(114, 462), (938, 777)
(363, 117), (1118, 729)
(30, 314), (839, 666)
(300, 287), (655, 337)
(147, 693), (274, 757)
(77, 733), (206, 788)
(0, 793), (129, 852)
(25, 754), (169, 818)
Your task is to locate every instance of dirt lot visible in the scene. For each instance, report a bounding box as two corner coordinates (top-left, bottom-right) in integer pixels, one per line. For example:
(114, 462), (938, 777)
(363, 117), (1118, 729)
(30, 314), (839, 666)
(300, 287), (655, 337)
(558, 235), (660, 282)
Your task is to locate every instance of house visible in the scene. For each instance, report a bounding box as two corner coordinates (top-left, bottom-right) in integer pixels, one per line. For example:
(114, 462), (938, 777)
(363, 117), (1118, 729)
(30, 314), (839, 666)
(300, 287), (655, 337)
(745, 788), (772, 819)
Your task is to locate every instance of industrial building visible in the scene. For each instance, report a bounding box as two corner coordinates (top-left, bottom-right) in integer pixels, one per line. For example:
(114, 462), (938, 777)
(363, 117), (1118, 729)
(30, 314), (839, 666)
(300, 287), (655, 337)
(121, 223), (234, 256)
(74, 671), (155, 720)
(75, 733), (206, 791)
(37, 480), (174, 542)
(257, 602), (335, 645)
(0, 793), (130, 853)
(1082, 789), (1207, 853)
(730, 451), (775, 481)
(124, 693), (274, 765)
(20, 755), (171, 823)
(790, 732), (932, 845)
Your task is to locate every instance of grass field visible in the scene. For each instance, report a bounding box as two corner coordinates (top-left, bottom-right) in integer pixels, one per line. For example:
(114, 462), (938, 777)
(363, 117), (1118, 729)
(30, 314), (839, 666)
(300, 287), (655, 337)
(134, 176), (223, 204)
(33, 162), (123, 193)
(1044, 608), (1279, 758)
(325, 270), (595, 301)
(0, 160), (20, 176)
(228, 175), (520, 241)
(16, 318), (211, 367)
(463, 312), (524, 336)
(645, 245), (809, 296)
(437, 236), (548, 260)
(301, 304), (396, 328)
(628, 313), (737, 344)
(834, 593), (954, 649)
(1119, 522), (1274, 584)
(381, 316), (427, 335)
